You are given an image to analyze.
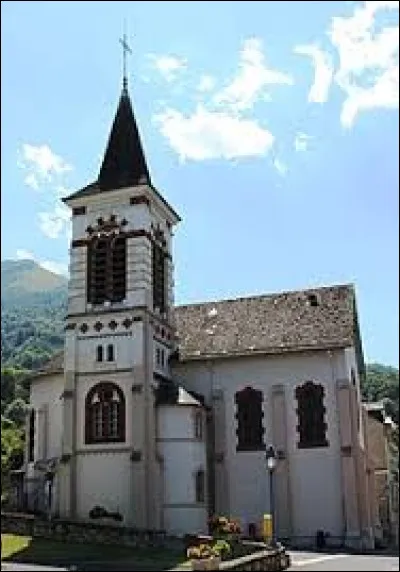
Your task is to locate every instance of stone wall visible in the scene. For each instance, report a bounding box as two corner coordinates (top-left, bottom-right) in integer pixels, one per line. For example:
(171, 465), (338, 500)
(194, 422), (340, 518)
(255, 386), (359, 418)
(218, 547), (290, 571)
(1, 512), (178, 550)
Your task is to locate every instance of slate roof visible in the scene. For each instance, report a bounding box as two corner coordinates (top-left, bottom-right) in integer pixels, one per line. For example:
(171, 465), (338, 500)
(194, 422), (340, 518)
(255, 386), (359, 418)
(155, 381), (204, 407)
(64, 86), (151, 201)
(173, 284), (358, 360)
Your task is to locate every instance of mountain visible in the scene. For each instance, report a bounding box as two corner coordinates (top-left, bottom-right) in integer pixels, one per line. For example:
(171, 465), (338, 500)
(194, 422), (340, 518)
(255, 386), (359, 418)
(1, 259), (67, 307)
(1, 259), (67, 369)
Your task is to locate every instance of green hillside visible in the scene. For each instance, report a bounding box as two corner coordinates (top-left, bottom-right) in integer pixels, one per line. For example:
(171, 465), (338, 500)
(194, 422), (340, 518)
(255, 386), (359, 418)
(1, 259), (67, 369)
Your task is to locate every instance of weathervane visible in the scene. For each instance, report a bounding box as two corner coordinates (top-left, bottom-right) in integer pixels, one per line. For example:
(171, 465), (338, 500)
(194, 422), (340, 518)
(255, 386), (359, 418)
(119, 24), (132, 90)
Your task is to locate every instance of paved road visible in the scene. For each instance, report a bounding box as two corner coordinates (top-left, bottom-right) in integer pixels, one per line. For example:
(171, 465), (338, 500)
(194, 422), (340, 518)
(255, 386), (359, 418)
(288, 551), (399, 571)
(2, 553), (399, 571)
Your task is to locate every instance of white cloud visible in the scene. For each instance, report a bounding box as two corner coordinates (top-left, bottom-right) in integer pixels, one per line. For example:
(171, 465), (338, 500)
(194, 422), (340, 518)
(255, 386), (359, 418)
(149, 54), (187, 82)
(329, 0), (399, 127)
(19, 144), (72, 189)
(152, 38), (297, 162)
(294, 132), (313, 152)
(154, 105), (274, 161)
(17, 144), (74, 240)
(294, 44), (334, 103)
(15, 249), (68, 276)
(273, 158), (288, 176)
(16, 249), (35, 261)
(197, 75), (216, 93)
(213, 38), (294, 112)
(24, 173), (40, 190)
(38, 204), (71, 240)
(340, 64), (399, 127)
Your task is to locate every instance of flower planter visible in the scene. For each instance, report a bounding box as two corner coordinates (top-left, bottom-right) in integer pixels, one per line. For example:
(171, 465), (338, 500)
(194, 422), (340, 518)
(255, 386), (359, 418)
(191, 556), (221, 570)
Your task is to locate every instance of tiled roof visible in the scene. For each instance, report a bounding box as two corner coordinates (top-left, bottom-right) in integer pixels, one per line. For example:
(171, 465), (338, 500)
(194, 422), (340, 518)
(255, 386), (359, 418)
(173, 284), (357, 360)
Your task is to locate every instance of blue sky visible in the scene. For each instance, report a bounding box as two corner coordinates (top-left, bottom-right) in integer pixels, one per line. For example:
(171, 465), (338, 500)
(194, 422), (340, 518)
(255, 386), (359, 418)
(1, 1), (399, 366)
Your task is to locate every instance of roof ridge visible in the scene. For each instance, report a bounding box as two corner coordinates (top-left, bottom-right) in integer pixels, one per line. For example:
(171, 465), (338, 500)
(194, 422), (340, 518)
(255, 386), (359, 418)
(175, 283), (355, 309)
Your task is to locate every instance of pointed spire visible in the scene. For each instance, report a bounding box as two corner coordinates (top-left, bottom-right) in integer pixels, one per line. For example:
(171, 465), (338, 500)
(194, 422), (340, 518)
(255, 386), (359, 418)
(97, 33), (151, 192)
(98, 88), (151, 191)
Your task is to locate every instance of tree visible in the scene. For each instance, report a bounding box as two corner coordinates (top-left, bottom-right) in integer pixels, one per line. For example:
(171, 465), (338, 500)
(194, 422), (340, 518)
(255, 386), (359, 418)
(4, 398), (28, 427)
(362, 363), (399, 424)
(1, 367), (16, 412)
(1, 419), (24, 501)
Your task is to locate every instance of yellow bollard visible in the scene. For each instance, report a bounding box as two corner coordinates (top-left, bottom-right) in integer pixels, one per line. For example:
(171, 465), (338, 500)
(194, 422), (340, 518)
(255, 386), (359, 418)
(262, 513), (273, 544)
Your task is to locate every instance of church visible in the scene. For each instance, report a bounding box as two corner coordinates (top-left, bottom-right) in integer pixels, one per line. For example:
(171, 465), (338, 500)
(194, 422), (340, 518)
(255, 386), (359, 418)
(23, 60), (378, 549)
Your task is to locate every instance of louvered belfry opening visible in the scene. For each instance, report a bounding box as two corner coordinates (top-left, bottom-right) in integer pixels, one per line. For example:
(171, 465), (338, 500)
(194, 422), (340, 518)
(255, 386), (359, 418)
(87, 233), (127, 305)
(111, 235), (126, 302)
(152, 241), (166, 314)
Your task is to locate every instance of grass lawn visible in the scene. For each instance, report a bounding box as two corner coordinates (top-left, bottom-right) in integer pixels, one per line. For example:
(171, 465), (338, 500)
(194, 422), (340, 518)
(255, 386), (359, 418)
(1, 534), (30, 559)
(1, 533), (188, 570)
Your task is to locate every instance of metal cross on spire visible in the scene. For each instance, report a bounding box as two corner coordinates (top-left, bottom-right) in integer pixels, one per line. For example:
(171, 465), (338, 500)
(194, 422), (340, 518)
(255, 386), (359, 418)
(119, 26), (132, 90)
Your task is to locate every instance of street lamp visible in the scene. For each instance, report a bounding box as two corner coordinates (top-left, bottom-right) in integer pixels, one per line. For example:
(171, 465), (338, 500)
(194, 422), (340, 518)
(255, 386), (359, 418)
(266, 444), (277, 547)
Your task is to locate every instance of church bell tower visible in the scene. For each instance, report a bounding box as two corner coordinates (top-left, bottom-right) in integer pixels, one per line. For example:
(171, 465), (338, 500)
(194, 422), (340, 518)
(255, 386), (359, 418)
(58, 38), (181, 528)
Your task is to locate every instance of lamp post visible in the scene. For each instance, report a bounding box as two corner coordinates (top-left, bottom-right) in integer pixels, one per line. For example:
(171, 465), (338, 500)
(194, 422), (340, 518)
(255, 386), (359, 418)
(266, 444), (277, 547)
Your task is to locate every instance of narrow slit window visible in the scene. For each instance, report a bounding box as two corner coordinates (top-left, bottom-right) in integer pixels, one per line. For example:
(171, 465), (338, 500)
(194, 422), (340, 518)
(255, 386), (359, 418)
(194, 411), (203, 440)
(195, 469), (205, 503)
(96, 345), (103, 362)
(107, 344), (115, 362)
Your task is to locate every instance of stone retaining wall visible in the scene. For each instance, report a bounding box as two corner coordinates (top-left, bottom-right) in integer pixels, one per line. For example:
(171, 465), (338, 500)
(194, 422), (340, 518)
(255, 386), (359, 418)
(219, 547), (290, 571)
(1, 512), (175, 549)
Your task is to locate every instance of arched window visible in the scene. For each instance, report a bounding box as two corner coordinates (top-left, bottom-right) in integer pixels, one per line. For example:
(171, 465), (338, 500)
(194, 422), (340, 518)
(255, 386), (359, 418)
(195, 469), (205, 503)
(87, 234), (126, 304)
(96, 345), (103, 362)
(85, 382), (125, 444)
(295, 381), (329, 448)
(235, 387), (265, 451)
(107, 344), (115, 362)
